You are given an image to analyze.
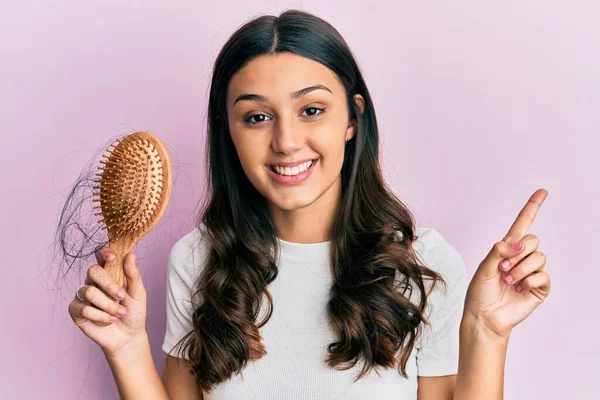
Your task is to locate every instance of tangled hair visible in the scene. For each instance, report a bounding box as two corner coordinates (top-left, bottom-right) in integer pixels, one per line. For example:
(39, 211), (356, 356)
(167, 9), (446, 391)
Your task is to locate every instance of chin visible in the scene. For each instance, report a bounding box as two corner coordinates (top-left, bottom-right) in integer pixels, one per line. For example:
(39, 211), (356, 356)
(265, 189), (322, 211)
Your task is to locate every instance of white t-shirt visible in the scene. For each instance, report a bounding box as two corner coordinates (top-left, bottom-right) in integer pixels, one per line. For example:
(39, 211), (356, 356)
(162, 227), (468, 400)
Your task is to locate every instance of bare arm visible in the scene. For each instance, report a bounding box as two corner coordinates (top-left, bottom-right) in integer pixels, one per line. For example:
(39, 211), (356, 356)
(105, 332), (170, 400)
(162, 355), (204, 400)
(453, 316), (509, 400)
(418, 375), (456, 400)
(106, 334), (205, 400)
(418, 316), (509, 400)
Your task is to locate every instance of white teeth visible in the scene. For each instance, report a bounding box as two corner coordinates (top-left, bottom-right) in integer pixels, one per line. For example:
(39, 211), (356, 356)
(273, 160), (314, 176)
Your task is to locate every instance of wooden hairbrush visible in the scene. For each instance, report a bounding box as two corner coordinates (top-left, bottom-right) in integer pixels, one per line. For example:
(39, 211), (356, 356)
(92, 131), (172, 288)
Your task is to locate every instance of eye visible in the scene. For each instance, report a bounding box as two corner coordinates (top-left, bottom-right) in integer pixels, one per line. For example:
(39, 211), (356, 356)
(243, 106), (326, 125)
(244, 113), (271, 124)
(301, 106), (325, 119)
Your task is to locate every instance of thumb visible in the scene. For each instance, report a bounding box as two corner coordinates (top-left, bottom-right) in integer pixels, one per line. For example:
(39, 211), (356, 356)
(123, 252), (145, 300)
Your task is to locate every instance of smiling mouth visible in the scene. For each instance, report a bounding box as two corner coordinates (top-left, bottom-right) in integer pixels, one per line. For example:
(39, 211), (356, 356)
(267, 159), (317, 176)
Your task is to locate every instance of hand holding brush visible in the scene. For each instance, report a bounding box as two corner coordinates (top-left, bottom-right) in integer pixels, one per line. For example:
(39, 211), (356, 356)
(67, 131), (172, 358)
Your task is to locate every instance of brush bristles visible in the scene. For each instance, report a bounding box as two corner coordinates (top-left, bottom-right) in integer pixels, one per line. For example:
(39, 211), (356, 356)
(92, 134), (167, 241)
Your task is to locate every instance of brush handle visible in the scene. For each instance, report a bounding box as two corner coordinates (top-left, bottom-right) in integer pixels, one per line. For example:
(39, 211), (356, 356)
(102, 239), (136, 291)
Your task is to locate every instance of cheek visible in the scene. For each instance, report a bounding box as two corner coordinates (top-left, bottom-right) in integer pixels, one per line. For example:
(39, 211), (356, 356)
(232, 136), (271, 190)
(231, 134), (255, 167)
(310, 126), (347, 174)
(317, 150), (345, 186)
(237, 147), (263, 177)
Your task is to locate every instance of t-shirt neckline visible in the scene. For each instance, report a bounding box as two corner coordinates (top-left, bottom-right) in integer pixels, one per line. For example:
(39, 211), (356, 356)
(276, 236), (332, 261)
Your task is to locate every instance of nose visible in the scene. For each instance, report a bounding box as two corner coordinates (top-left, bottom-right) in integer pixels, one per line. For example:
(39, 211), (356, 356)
(270, 114), (304, 155)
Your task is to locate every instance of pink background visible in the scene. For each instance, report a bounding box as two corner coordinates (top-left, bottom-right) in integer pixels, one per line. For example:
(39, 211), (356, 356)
(0, 1), (595, 398)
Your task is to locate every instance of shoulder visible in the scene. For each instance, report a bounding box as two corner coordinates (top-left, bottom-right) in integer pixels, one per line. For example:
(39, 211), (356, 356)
(166, 225), (212, 290)
(162, 226), (211, 358)
(411, 227), (467, 285)
(408, 229), (469, 360)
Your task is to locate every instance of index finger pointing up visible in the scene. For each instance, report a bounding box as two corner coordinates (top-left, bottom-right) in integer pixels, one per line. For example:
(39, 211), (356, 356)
(502, 188), (548, 242)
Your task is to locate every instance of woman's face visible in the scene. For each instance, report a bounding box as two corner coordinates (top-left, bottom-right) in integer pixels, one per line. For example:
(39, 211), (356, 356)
(226, 52), (364, 212)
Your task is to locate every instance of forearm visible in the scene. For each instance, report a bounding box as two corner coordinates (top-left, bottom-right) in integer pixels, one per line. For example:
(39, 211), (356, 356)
(453, 316), (510, 400)
(105, 333), (170, 400)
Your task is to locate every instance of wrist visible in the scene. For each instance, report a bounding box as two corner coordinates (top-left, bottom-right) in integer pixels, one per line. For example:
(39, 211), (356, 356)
(104, 331), (150, 366)
(460, 313), (511, 346)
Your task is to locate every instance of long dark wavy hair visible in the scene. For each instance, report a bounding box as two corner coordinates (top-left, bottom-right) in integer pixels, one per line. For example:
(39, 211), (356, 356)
(168, 9), (446, 391)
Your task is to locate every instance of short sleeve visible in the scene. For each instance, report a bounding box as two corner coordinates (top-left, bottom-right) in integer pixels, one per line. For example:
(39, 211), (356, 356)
(161, 228), (207, 359)
(413, 228), (469, 377)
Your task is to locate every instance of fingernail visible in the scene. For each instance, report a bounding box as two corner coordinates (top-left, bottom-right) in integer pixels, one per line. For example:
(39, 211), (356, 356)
(116, 289), (126, 300)
(104, 252), (114, 261)
(516, 284), (522, 293)
(117, 307), (127, 317)
(504, 274), (514, 284)
(500, 259), (510, 270)
(110, 316), (119, 323)
(511, 241), (523, 251)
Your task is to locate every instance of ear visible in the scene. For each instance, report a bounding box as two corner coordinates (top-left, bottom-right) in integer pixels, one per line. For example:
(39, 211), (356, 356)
(346, 94), (365, 142)
(353, 94), (365, 114)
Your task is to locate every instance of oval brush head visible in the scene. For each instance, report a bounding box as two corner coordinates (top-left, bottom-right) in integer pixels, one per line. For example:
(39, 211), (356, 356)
(92, 131), (172, 288)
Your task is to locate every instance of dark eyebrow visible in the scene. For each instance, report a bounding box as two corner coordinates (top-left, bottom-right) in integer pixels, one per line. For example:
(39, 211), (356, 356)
(233, 84), (332, 106)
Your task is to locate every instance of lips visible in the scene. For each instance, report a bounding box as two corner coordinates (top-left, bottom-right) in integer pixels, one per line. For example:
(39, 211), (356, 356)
(265, 158), (318, 184)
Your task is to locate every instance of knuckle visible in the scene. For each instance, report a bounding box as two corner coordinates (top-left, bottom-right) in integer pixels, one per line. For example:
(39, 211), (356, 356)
(83, 286), (96, 301)
(520, 209), (535, 220)
(110, 283), (122, 297)
(534, 251), (547, 264)
(80, 306), (91, 320)
(521, 273), (534, 283)
(88, 265), (103, 280)
(95, 245), (108, 256)
(111, 302), (122, 314)
(527, 234), (540, 248)
(540, 271), (550, 281)
(493, 241), (503, 254)
(511, 269), (525, 281)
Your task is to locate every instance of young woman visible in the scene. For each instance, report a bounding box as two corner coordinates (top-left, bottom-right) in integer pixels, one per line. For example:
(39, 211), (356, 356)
(68, 9), (551, 400)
